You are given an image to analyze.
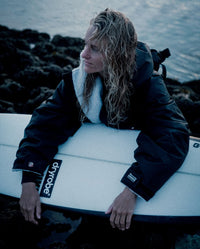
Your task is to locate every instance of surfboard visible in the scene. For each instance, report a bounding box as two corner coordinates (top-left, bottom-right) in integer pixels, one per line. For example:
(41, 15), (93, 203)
(0, 113), (200, 224)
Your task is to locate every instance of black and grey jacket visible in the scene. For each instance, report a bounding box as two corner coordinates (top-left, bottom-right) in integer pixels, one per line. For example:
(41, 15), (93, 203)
(13, 42), (189, 201)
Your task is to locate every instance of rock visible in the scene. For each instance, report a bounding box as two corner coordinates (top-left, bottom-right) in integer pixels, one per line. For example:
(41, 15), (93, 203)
(0, 99), (15, 113)
(184, 80), (200, 96)
(15, 49), (39, 68)
(166, 78), (200, 135)
(175, 234), (200, 249)
(43, 51), (78, 68)
(14, 66), (48, 88)
(0, 38), (17, 74)
(43, 64), (63, 88)
(32, 41), (56, 58)
(51, 34), (84, 48)
(0, 25), (9, 32)
(175, 97), (200, 135)
(20, 29), (50, 43)
(64, 46), (83, 60)
(0, 78), (27, 103)
(0, 39), (41, 75)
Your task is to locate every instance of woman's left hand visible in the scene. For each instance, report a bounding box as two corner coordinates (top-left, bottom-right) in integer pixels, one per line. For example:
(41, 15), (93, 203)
(105, 187), (137, 231)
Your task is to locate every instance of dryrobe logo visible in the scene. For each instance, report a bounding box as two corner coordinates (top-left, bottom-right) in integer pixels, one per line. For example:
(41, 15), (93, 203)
(40, 159), (62, 198)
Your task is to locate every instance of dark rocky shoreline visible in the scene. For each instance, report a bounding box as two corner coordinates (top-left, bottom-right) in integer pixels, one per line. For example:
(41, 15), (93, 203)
(0, 25), (83, 115)
(0, 24), (200, 136)
(0, 25), (200, 249)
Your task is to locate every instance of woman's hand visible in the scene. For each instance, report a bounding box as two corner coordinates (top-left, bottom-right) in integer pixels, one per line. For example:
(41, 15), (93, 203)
(105, 187), (137, 231)
(19, 182), (41, 225)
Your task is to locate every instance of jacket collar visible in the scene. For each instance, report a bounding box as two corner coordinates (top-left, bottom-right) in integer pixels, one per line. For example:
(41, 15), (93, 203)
(72, 56), (103, 123)
(72, 42), (154, 124)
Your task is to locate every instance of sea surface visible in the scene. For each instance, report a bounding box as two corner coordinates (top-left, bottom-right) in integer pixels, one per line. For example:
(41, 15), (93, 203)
(0, 0), (200, 82)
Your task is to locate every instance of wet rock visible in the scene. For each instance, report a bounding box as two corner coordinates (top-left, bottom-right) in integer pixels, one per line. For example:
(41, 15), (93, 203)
(43, 64), (63, 88)
(184, 80), (200, 96)
(32, 41), (56, 58)
(0, 78), (27, 103)
(175, 97), (200, 135)
(20, 29), (50, 43)
(15, 49), (39, 68)
(166, 78), (200, 135)
(43, 51), (78, 68)
(14, 66), (48, 88)
(0, 99), (15, 113)
(0, 38), (17, 74)
(52, 34), (84, 48)
(0, 41), (40, 75)
(175, 234), (200, 249)
(64, 46), (83, 60)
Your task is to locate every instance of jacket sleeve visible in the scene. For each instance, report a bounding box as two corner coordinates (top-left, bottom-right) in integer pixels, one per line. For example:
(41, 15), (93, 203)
(13, 73), (81, 179)
(121, 74), (189, 201)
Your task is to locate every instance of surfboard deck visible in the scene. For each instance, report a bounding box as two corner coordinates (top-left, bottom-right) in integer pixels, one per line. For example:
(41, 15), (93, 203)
(0, 113), (200, 224)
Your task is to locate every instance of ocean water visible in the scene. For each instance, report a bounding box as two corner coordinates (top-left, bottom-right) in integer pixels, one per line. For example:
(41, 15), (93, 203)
(0, 0), (199, 82)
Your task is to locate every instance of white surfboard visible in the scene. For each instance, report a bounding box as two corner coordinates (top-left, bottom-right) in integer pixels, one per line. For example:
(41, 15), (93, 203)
(0, 113), (200, 223)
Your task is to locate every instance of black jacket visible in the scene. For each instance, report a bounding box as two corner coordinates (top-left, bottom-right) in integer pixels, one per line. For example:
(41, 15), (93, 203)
(13, 42), (189, 201)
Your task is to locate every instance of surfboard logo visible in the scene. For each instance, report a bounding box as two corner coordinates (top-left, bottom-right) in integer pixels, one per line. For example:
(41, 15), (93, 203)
(40, 159), (62, 198)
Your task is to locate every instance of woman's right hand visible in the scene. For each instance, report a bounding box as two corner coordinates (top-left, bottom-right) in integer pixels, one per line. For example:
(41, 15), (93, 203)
(19, 182), (41, 225)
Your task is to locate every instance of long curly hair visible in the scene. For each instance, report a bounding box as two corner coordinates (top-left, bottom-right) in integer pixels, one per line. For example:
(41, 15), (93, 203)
(83, 9), (137, 126)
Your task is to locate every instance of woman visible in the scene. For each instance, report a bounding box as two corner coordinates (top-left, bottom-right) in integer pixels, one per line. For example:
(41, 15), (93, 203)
(13, 9), (189, 231)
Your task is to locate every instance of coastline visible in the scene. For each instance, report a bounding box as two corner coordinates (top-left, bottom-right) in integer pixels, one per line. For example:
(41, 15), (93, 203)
(0, 25), (200, 248)
(0, 24), (200, 136)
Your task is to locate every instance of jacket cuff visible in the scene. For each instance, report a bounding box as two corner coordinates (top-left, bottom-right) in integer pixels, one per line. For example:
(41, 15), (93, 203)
(21, 171), (39, 184)
(13, 156), (48, 175)
(21, 171), (43, 190)
(121, 164), (154, 201)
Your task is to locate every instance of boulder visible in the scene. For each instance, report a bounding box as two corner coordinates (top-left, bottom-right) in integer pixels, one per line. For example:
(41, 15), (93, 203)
(166, 78), (200, 136)
(51, 34), (84, 48)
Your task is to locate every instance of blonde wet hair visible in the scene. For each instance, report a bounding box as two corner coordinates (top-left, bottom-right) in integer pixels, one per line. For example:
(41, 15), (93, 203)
(83, 9), (137, 126)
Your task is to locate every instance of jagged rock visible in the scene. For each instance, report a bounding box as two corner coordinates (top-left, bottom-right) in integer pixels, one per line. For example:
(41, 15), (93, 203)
(14, 66), (48, 88)
(43, 64), (63, 88)
(32, 41), (56, 58)
(64, 46), (83, 59)
(51, 34), (83, 48)
(0, 78), (27, 103)
(20, 29), (50, 43)
(175, 97), (200, 135)
(166, 78), (200, 135)
(43, 51), (78, 68)
(0, 99), (15, 113)
(175, 234), (200, 249)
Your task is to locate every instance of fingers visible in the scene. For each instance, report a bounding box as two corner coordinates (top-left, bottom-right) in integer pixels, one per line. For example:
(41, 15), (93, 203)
(20, 198), (40, 225)
(125, 213), (133, 230)
(107, 187), (136, 231)
(109, 209), (116, 229)
(36, 198), (41, 220)
(109, 209), (133, 231)
(19, 182), (41, 225)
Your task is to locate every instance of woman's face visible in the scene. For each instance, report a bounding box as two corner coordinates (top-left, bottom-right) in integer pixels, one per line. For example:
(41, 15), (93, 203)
(81, 26), (106, 76)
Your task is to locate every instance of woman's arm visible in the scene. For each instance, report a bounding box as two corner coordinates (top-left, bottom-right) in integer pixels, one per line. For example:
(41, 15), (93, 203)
(13, 73), (81, 223)
(13, 73), (81, 177)
(121, 74), (189, 201)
